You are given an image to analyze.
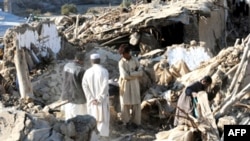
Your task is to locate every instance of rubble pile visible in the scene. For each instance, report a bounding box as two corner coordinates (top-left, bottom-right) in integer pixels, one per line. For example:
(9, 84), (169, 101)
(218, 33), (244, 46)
(152, 36), (250, 140)
(52, 0), (227, 54)
(0, 106), (96, 141)
(0, 0), (249, 141)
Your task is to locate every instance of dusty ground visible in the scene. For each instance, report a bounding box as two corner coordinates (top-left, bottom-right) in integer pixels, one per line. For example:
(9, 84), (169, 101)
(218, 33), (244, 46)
(107, 98), (175, 140)
(4, 2), (249, 141)
(110, 121), (158, 140)
(108, 113), (174, 141)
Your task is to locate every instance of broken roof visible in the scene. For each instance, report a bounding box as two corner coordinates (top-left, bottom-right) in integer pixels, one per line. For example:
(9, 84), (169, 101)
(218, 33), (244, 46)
(52, 0), (220, 45)
(124, 1), (213, 27)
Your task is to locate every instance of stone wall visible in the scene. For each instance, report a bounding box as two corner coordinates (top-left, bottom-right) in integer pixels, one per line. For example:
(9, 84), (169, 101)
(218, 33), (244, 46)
(32, 61), (66, 104)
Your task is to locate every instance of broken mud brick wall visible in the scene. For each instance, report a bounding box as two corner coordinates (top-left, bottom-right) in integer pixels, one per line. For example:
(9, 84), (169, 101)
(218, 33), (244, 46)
(165, 0), (227, 55)
(163, 0), (227, 55)
(0, 21), (97, 141)
(155, 0), (227, 56)
(1, 21), (62, 99)
(58, 0), (227, 57)
(2, 22), (61, 81)
(198, 0), (227, 55)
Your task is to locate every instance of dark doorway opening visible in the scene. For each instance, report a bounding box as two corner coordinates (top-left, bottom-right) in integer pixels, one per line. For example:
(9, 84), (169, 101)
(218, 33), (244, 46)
(145, 0), (152, 3)
(160, 22), (184, 47)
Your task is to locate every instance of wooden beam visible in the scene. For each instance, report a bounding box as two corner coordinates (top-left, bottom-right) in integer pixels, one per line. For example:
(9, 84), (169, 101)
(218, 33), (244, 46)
(14, 39), (34, 99)
(197, 91), (220, 141)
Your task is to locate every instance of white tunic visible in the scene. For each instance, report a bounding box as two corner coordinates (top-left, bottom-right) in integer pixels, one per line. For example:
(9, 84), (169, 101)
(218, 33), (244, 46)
(118, 56), (142, 104)
(82, 64), (110, 137)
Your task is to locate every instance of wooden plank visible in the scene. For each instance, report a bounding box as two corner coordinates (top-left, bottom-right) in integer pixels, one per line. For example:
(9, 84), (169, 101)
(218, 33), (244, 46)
(14, 40), (34, 99)
(197, 91), (220, 141)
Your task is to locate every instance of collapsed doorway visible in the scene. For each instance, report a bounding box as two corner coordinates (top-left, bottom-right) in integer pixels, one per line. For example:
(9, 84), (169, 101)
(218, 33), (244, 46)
(160, 22), (184, 47)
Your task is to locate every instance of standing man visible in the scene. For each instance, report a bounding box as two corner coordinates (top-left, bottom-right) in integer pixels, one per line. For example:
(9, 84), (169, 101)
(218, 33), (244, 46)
(118, 44), (143, 130)
(61, 52), (87, 121)
(82, 53), (110, 139)
(174, 75), (212, 126)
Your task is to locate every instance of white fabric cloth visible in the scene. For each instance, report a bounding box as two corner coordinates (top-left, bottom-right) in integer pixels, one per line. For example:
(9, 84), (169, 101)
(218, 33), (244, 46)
(90, 53), (100, 59)
(63, 103), (87, 121)
(82, 64), (110, 137)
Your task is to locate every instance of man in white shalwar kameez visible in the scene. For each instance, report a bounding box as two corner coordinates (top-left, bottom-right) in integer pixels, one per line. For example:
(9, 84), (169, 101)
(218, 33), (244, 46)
(82, 53), (110, 139)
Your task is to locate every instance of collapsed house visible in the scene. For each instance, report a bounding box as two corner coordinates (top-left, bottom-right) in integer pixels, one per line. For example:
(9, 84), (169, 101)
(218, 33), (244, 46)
(53, 0), (228, 55)
(0, 0), (249, 140)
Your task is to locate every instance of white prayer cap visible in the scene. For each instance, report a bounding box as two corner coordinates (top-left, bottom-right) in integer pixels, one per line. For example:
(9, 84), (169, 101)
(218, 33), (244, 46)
(90, 53), (100, 60)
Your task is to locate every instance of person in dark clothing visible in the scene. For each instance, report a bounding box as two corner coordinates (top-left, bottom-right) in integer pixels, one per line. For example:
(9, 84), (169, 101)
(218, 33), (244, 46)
(174, 75), (212, 126)
(61, 52), (87, 121)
